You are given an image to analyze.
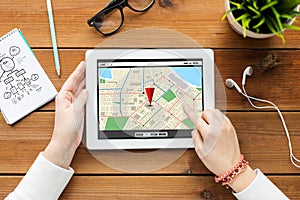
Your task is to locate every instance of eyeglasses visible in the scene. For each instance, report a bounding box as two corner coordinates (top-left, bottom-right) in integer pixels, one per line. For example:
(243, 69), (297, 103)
(87, 0), (155, 36)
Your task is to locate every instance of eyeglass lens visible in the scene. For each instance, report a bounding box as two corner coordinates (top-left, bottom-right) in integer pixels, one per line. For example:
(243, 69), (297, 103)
(95, 9), (123, 35)
(128, 0), (154, 11)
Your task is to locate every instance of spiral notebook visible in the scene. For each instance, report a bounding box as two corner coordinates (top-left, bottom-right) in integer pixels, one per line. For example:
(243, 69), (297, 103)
(0, 29), (57, 125)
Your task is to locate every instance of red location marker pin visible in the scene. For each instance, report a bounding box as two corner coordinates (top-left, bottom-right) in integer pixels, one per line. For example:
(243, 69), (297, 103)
(145, 87), (155, 106)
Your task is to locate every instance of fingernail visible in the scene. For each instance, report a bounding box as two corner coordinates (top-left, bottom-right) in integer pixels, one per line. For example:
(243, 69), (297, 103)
(79, 61), (86, 70)
(84, 89), (89, 97)
(183, 104), (195, 115)
(183, 104), (190, 112)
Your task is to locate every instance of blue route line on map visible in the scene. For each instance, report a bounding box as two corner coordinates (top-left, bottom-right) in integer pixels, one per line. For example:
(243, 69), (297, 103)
(155, 85), (174, 103)
(142, 68), (144, 92)
(119, 68), (132, 113)
(143, 79), (154, 85)
(153, 83), (165, 93)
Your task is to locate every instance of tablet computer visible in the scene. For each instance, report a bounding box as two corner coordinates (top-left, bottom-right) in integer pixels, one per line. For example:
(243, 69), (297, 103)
(85, 49), (214, 150)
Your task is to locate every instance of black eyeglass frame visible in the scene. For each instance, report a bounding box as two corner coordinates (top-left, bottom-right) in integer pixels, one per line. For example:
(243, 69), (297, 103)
(87, 0), (155, 36)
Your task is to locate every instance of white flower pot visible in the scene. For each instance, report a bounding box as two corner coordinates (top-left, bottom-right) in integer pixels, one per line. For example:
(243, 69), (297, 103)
(225, 0), (300, 39)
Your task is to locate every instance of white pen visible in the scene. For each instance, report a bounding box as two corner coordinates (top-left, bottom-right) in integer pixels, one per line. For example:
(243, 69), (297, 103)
(46, 0), (60, 77)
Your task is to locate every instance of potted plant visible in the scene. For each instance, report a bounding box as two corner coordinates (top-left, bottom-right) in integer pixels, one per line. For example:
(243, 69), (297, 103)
(223, 0), (300, 43)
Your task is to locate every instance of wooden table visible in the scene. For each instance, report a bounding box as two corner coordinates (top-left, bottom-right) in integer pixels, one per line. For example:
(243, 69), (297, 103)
(1, 0), (300, 199)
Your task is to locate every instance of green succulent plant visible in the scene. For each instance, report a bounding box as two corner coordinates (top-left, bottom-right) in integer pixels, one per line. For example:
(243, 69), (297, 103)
(222, 0), (300, 43)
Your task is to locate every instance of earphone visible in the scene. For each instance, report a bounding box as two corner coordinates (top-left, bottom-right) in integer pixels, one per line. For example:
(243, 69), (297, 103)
(226, 66), (300, 168)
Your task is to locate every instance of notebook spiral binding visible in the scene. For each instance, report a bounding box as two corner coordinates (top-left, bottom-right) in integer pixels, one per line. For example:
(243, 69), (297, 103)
(0, 29), (19, 42)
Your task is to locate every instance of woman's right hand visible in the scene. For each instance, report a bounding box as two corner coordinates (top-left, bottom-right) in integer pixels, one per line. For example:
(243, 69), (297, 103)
(183, 105), (256, 192)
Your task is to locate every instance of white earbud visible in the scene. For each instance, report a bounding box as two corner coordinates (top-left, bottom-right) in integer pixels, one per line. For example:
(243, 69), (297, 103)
(225, 78), (242, 94)
(226, 66), (300, 168)
(242, 66), (253, 86)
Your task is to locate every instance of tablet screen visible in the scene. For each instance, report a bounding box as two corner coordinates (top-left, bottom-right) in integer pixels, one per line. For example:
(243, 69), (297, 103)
(97, 59), (203, 139)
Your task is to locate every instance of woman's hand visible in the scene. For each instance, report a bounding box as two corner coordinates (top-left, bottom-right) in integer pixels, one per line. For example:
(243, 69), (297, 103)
(184, 105), (256, 192)
(184, 106), (241, 176)
(44, 61), (88, 169)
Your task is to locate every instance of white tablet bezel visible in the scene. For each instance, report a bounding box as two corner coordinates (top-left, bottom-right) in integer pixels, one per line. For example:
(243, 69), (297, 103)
(85, 49), (214, 150)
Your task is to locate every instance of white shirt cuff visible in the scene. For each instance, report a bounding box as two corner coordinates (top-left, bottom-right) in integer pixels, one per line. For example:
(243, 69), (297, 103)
(6, 152), (74, 200)
(233, 169), (288, 200)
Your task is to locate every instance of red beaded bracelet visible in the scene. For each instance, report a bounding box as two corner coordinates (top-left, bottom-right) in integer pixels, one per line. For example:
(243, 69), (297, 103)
(215, 154), (249, 187)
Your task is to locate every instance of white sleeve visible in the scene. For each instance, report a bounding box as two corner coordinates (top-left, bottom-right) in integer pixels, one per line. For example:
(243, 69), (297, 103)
(233, 169), (288, 200)
(5, 152), (74, 200)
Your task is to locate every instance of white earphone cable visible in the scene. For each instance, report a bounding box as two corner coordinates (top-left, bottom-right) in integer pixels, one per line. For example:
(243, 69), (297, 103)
(240, 85), (300, 168)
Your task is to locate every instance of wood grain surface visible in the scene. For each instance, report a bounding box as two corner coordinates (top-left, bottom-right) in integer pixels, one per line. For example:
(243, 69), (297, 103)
(0, 0), (300, 48)
(0, 0), (300, 199)
(0, 176), (299, 199)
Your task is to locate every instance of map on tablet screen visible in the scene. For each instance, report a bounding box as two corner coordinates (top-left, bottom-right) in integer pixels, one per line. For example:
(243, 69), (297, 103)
(98, 60), (203, 132)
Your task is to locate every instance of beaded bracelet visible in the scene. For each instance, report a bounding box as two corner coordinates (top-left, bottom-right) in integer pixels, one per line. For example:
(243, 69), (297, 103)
(214, 154), (249, 187)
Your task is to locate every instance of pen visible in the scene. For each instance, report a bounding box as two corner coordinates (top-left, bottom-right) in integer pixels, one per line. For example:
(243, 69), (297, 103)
(46, 0), (60, 77)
